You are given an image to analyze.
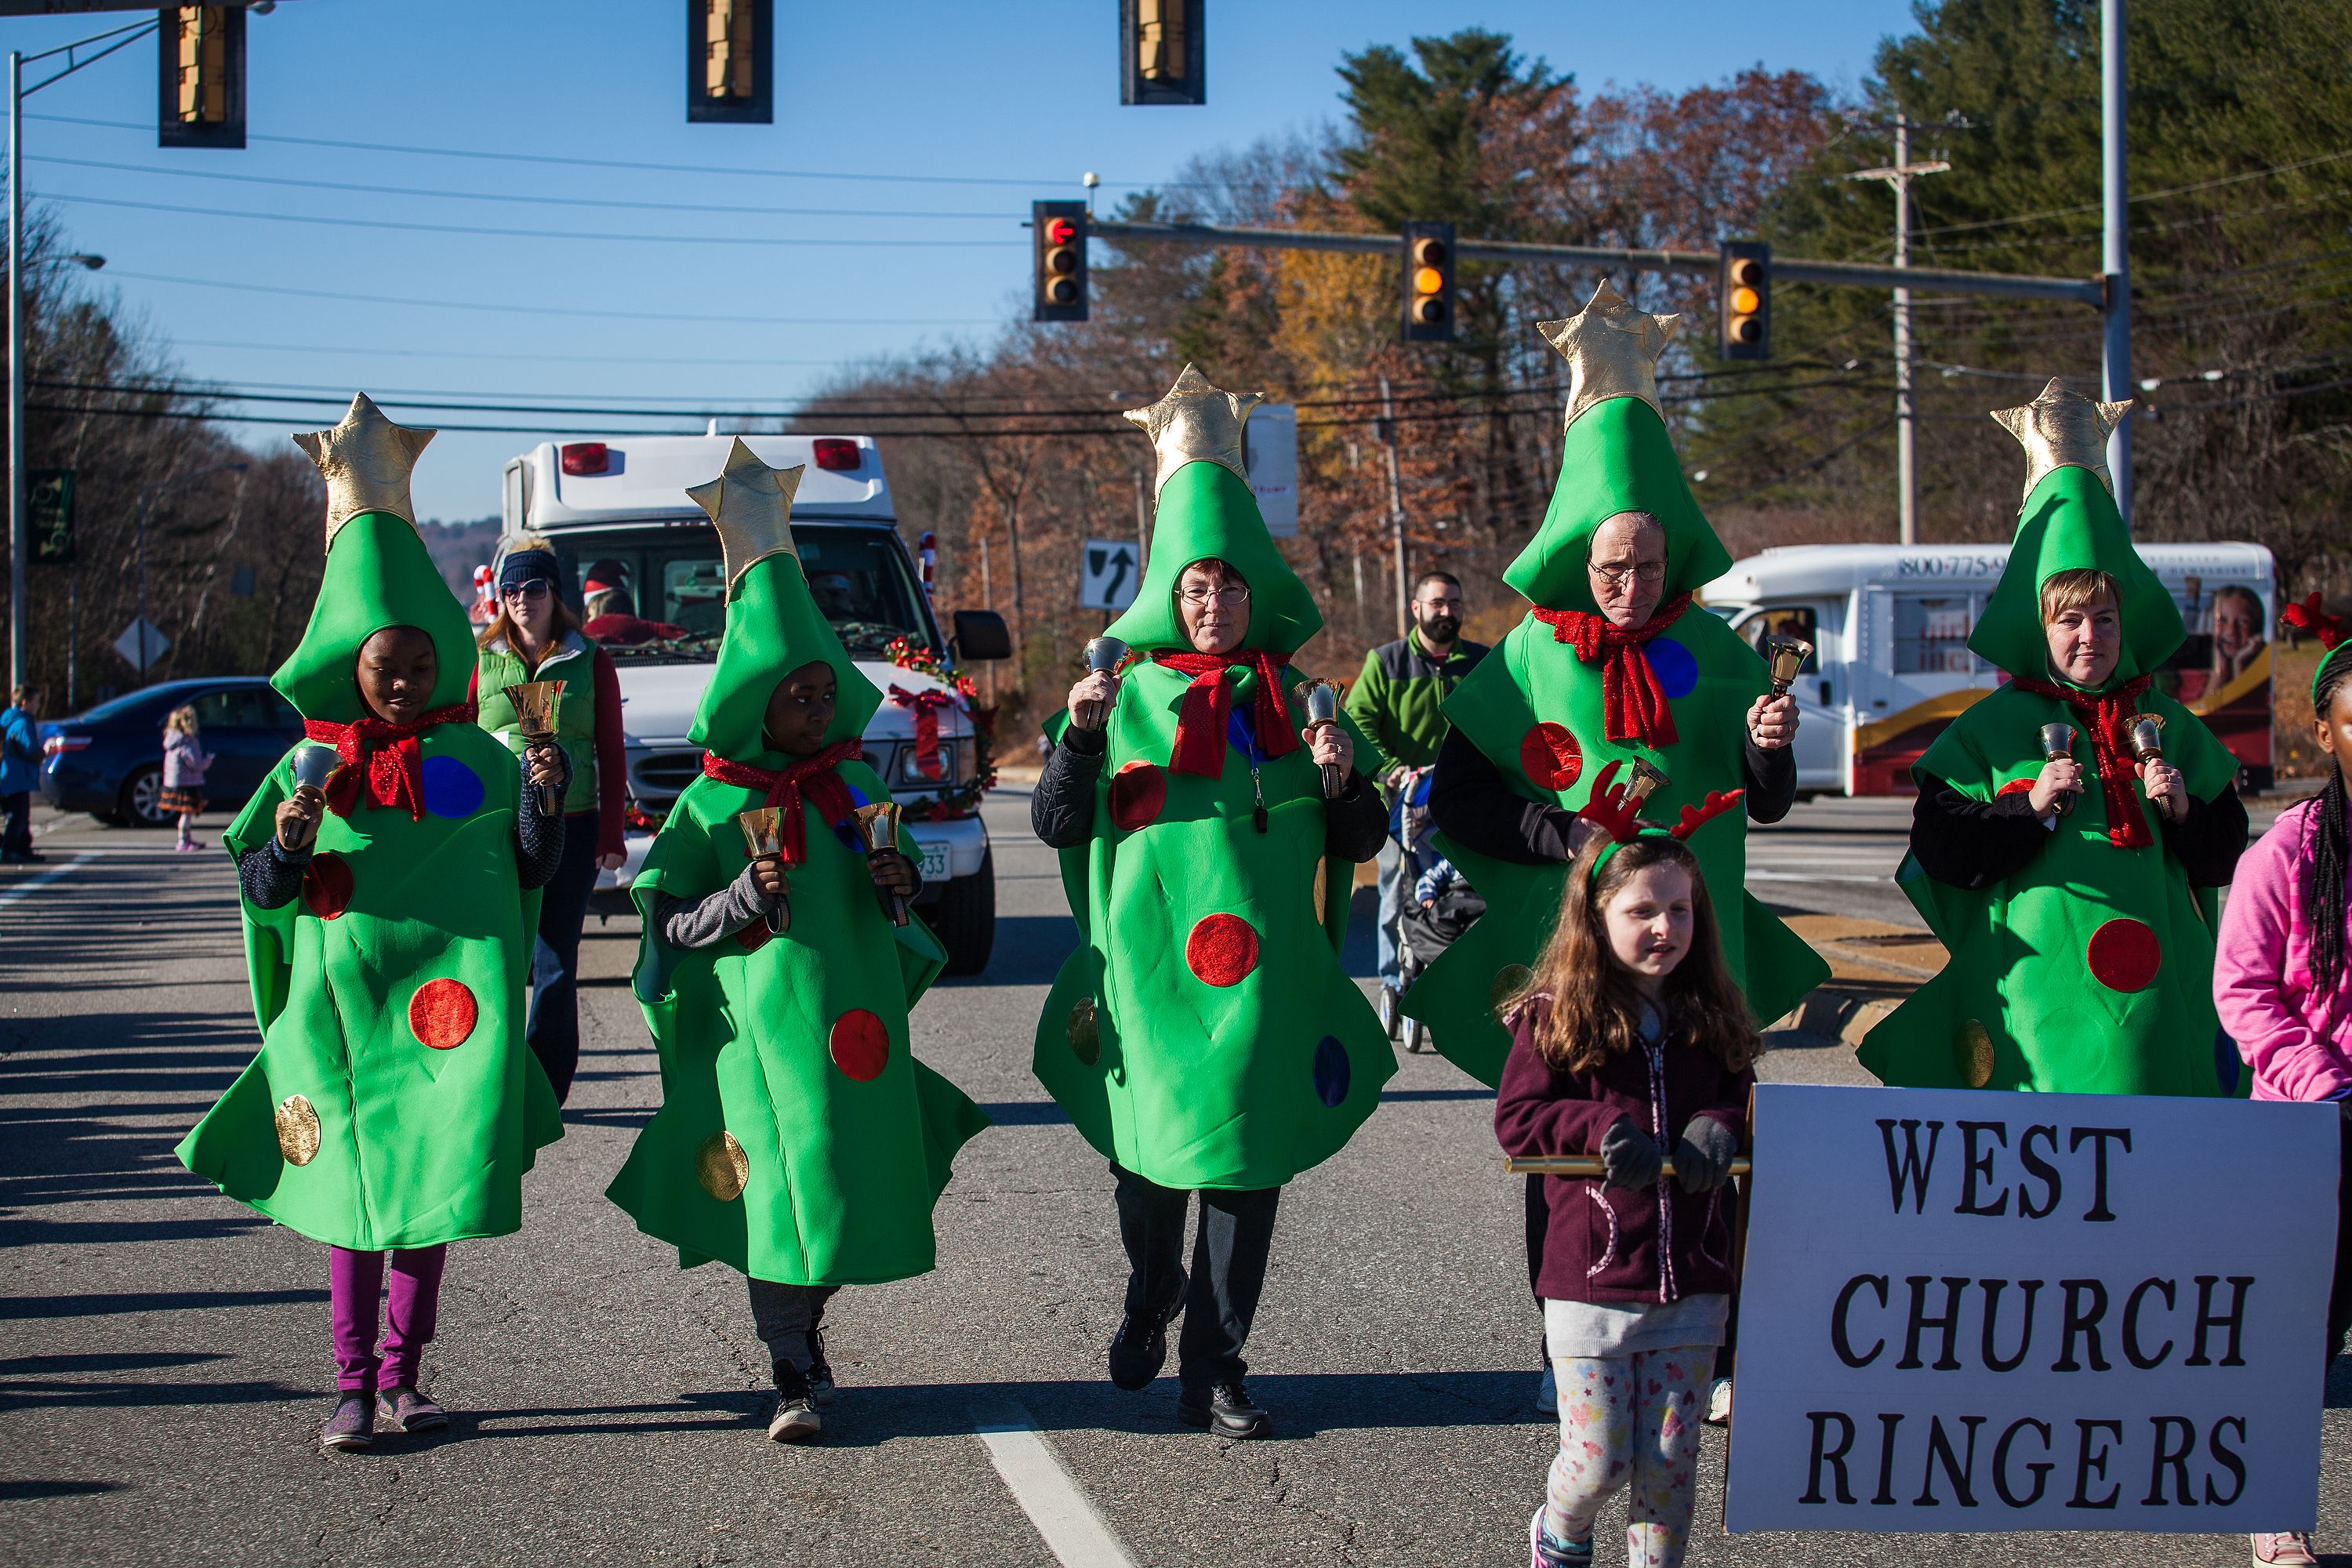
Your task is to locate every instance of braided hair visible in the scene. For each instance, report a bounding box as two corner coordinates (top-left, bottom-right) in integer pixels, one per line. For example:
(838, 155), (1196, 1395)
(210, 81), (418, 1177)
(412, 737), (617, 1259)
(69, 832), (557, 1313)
(2311, 652), (2352, 993)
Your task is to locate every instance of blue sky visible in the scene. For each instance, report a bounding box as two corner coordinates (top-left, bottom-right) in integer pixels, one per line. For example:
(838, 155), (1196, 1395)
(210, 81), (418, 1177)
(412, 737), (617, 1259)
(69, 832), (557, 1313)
(6, 0), (1915, 523)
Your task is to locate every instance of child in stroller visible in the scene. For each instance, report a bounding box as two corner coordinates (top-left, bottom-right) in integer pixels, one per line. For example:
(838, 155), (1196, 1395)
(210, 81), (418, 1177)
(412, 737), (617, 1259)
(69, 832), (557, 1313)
(1384, 765), (1487, 1053)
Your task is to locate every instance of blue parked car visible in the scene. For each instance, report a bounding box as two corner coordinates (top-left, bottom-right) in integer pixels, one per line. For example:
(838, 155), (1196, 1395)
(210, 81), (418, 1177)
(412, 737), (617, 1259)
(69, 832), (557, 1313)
(40, 677), (305, 829)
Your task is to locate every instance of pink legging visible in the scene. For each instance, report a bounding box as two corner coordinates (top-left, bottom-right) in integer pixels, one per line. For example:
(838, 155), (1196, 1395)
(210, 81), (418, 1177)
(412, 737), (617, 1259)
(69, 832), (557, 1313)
(1542, 1345), (1712, 1568)
(328, 1245), (447, 1395)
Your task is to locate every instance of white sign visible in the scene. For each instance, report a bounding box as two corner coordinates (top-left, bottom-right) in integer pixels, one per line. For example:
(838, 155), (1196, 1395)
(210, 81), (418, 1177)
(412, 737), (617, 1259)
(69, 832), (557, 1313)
(1726, 1083), (2333, 1534)
(112, 617), (169, 670)
(1079, 538), (1142, 612)
(1244, 401), (1298, 538)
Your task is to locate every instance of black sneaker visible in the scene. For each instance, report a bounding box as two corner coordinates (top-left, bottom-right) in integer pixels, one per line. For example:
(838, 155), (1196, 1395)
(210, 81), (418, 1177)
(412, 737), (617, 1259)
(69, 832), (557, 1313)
(320, 1392), (375, 1452)
(766, 1363), (822, 1444)
(1107, 1266), (1187, 1392)
(804, 1325), (835, 1408)
(1178, 1378), (1271, 1440)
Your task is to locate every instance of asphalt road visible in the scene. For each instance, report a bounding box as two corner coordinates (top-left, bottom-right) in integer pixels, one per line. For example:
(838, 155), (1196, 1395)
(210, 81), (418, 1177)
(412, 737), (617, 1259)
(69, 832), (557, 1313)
(2, 790), (2343, 1567)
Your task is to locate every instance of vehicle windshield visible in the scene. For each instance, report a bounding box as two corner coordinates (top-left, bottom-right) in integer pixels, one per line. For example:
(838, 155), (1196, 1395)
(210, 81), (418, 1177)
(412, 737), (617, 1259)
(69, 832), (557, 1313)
(74, 687), (190, 722)
(552, 521), (935, 665)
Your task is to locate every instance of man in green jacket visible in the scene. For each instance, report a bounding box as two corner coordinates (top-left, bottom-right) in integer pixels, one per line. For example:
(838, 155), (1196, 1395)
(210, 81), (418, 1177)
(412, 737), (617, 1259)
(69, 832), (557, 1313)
(1345, 571), (1489, 1012)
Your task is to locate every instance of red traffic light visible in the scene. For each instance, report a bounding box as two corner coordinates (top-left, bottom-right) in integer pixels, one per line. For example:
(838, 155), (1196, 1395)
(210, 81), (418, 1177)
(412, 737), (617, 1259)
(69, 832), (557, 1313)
(1045, 218), (1078, 245)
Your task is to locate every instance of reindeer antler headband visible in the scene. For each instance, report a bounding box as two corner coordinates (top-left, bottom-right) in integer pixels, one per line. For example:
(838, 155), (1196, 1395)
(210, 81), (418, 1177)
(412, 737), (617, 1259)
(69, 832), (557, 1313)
(1573, 759), (1744, 879)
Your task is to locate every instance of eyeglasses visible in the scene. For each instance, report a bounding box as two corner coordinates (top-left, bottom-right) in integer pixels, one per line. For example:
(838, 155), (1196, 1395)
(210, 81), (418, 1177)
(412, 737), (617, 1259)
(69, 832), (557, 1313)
(501, 579), (553, 601)
(1589, 561), (1668, 590)
(1177, 586), (1250, 608)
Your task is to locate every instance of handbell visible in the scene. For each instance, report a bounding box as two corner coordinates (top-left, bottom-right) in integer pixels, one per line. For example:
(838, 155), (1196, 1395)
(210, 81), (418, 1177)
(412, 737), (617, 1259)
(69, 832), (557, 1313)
(2039, 721), (2078, 816)
(1622, 756), (1669, 810)
(1303, 681), (1345, 798)
(735, 808), (791, 934)
(2128, 712), (2166, 764)
(1076, 636), (1127, 731)
(1763, 634), (1813, 698)
(506, 679), (566, 817)
(852, 801), (910, 927)
(290, 742), (339, 800)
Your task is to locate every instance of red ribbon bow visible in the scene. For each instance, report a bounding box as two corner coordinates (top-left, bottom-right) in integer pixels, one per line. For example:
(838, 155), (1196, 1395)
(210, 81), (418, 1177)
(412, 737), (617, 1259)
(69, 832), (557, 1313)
(2283, 591), (2348, 650)
(702, 740), (863, 864)
(1150, 649), (1301, 778)
(2009, 673), (2157, 849)
(303, 701), (477, 821)
(1532, 592), (1693, 748)
(887, 684), (960, 781)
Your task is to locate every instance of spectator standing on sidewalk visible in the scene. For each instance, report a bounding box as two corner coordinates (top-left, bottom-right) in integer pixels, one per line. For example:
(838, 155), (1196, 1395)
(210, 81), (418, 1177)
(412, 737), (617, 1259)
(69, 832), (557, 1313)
(1, 684), (43, 864)
(1344, 571), (1487, 1022)
(161, 704), (216, 852)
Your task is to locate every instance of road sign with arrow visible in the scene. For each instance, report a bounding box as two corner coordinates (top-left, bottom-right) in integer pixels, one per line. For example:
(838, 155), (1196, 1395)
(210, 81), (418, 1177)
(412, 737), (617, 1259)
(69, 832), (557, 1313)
(1079, 538), (1142, 611)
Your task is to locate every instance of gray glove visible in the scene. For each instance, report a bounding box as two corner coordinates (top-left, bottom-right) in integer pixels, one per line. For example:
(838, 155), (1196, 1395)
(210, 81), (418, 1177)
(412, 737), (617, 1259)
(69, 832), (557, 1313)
(1599, 1117), (1664, 1190)
(1674, 1115), (1738, 1193)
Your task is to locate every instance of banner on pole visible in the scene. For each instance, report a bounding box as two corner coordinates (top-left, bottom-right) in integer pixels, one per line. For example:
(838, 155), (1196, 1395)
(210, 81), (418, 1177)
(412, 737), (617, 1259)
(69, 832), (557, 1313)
(1245, 402), (1298, 538)
(1726, 1083), (2332, 1534)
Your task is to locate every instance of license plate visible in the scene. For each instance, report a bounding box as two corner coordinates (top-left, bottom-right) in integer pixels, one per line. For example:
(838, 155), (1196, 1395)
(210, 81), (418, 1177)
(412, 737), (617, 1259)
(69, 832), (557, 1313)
(917, 840), (950, 882)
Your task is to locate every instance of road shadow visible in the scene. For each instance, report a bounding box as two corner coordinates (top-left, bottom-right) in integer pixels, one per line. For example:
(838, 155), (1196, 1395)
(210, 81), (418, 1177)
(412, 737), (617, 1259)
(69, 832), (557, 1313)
(939, 913), (1076, 989)
(0, 1288), (325, 1321)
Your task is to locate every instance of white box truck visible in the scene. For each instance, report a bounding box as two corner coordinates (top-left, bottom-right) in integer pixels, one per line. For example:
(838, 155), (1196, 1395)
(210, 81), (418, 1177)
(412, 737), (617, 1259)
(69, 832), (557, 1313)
(1703, 542), (2276, 797)
(501, 431), (1008, 972)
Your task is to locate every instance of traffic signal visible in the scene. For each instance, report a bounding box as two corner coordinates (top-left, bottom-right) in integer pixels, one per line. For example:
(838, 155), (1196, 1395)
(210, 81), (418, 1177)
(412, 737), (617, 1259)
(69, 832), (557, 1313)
(1033, 201), (1088, 323)
(688, 0), (772, 124)
(1120, 0), (1205, 106)
(1719, 241), (1771, 360)
(1400, 221), (1456, 343)
(158, 5), (245, 150)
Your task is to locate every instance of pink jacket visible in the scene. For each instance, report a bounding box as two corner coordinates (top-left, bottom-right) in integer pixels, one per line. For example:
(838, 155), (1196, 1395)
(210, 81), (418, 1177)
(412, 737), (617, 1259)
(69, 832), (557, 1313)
(2216, 796), (2352, 1102)
(162, 731), (212, 788)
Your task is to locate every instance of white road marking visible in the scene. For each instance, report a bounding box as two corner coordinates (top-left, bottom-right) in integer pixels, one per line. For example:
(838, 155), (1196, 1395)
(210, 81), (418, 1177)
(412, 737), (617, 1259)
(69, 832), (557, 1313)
(0, 855), (89, 910)
(969, 1401), (1140, 1568)
(1745, 870), (1896, 884)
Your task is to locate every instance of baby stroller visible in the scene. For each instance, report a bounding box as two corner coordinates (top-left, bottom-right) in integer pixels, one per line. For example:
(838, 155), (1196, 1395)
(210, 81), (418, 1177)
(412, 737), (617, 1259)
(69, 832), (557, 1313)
(1385, 767), (1487, 1054)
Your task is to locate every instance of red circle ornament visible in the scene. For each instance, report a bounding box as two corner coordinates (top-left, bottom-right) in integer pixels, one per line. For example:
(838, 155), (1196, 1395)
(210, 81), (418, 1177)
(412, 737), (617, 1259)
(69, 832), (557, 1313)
(408, 978), (478, 1050)
(1185, 913), (1260, 987)
(2086, 918), (2162, 993)
(829, 1009), (891, 1082)
(1519, 722), (1583, 792)
(301, 852), (354, 920)
(1108, 760), (1167, 832)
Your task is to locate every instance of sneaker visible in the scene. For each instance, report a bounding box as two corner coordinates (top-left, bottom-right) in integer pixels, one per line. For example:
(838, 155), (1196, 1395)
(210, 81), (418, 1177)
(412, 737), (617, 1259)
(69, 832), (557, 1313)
(1535, 1366), (1557, 1416)
(766, 1365), (822, 1445)
(804, 1324), (835, 1408)
(320, 1392), (374, 1452)
(1704, 1376), (1733, 1426)
(1107, 1266), (1186, 1392)
(1177, 1378), (1270, 1440)
(375, 1384), (448, 1433)
(1529, 1505), (1595, 1568)
(2252, 1533), (2319, 1566)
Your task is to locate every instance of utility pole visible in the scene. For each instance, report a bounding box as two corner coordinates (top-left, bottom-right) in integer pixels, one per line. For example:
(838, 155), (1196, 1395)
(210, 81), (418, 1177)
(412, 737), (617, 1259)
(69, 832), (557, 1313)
(1849, 118), (1952, 546)
(2102, 0), (2132, 525)
(1132, 470), (1149, 577)
(1376, 376), (1408, 640)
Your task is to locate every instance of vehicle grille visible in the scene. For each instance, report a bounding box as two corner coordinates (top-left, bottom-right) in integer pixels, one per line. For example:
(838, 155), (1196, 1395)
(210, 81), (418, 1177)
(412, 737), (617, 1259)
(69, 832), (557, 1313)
(632, 749), (703, 802)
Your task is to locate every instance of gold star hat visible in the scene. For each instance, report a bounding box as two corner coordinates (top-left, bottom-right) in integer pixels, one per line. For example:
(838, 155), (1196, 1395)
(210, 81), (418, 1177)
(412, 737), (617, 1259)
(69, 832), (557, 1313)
(684, 438), (881, 762)
(1102, 364), (1323, 655)
(271, 394), (477, 723)
(1503, 282), (1730, 612)
(1967, 378), (2180, 679)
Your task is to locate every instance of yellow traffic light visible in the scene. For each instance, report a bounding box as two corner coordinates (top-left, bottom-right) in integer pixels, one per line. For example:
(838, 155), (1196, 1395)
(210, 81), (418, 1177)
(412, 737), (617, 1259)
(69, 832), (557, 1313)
(687, 0), (773, 124)
(160, 4), (245, 148)
(1719, 243), (1771, 359)
(175, 7), (228, 126)
(1138, 0), (1186, 84)
(1403, 225), (1455, 341)
(706, 0), (755, 101)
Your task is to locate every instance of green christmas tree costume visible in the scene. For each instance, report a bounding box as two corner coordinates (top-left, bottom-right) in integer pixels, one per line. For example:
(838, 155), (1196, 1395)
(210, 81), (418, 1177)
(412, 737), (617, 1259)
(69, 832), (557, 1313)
(605, 441), (988, 1285)
(1859, 381), (2241, 1094)
(1030, 368), (1394, 1191)
(1402, 289), (1828, 1086)
(178, 394), (562, 1250)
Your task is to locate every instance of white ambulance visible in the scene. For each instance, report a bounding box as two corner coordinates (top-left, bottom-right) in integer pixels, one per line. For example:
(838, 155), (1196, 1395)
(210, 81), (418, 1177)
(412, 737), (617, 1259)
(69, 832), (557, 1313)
(501, 431), (1009, 973)
(1703, 542), (2276, 797)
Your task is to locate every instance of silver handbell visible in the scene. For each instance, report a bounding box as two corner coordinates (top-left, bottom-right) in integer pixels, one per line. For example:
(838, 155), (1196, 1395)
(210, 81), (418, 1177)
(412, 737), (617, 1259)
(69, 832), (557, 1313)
(2129, 713), (2166, 764)
(1076, 636), (1127, 731)
(1304, 682), (1345, 798)
(2039, 722), (2078, 816)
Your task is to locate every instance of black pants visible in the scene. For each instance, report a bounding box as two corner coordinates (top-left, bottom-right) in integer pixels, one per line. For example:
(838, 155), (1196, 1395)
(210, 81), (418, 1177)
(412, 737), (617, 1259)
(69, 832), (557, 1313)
(1112, 1163), (1280, 1387)
(1, 790), (30, 857)
(746, 1279), (840, 1384)
(527, 812), (602, 1104)
(2329, 1113), (2352, 1365)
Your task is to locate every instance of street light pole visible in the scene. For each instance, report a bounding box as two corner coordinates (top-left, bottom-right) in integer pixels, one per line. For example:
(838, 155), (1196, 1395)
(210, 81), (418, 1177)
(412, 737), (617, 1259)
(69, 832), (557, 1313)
(2102, 0), (2132, 526)
(8, 49), (22, 695)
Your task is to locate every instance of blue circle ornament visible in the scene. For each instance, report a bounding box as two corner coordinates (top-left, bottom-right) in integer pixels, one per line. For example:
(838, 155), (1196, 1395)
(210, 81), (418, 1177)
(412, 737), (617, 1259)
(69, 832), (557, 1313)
(1312, 1036), (1350, 1109)
(421, 754), (485, 819)
(1643, 637), (1700, 700)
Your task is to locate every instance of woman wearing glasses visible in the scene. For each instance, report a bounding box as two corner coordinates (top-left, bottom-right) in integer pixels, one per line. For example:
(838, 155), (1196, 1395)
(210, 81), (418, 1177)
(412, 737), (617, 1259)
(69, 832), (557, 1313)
(473, 537), (628, 1102)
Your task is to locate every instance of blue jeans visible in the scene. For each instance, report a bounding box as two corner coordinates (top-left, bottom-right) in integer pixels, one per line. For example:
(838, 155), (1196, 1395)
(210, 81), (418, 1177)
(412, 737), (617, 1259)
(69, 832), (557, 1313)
(527, 811), (601, 1104)
(1375, 839), (1406, 987)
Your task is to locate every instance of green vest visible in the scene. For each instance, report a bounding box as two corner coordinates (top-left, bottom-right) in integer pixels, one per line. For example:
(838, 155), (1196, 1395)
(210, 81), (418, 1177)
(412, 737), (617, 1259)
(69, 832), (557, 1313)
(477, 633), (600, 815)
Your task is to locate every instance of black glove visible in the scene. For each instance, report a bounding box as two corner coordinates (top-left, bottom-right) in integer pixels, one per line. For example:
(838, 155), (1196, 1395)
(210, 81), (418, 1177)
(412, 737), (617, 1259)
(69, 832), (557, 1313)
(1674, 1115), (1738, 1193)
(1599, 1116), (1664, 1190)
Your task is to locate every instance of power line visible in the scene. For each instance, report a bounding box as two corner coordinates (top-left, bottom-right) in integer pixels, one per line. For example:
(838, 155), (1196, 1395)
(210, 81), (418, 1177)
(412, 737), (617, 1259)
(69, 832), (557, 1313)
(171, 338), (862, 368)
(1907, 145), (2352, 240)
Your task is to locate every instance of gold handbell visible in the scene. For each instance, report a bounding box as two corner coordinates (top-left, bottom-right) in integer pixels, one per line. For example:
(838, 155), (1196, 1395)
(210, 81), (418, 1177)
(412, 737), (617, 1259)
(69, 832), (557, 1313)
(2129, 713), (2167, 764)
(853, 801), (911, 927)
(1621, 757), (1669, 809)
(505, 679), (564, 739)
(1764, 635), (1813, 696)
(735, 808), (790, 935)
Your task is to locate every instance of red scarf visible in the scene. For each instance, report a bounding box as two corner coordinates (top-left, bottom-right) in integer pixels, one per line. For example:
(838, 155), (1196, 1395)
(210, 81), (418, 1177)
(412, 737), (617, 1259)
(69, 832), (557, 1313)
(2009, 673), (2157, 849)
(887, 684), (958, 781)
(702, 739), (862, 863)
(303, 701), (477, 820)
(1531, 593), (1693, 748)
(1151, 649), (1301, 778)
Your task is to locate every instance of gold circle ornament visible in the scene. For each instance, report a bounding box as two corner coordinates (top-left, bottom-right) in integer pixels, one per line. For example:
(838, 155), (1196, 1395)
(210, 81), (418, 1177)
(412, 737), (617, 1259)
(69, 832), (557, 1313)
(695, 1131), (750, 1203)
(1067, 997), (1101, 1065)
(274, 1094), (321, 1167)
(1954, 1018), (1995, 1089)
(1491, 964), (1534, 1014)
